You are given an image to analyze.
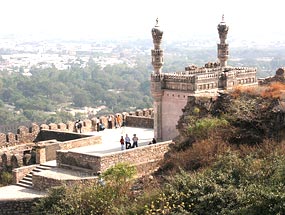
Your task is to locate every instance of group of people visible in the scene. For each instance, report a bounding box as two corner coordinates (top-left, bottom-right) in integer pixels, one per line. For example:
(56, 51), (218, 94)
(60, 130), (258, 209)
(120, 134), (139, 150)
(120, 135), (157, 150)
(108, 114), (125, 129)
(75, 114), (126, 133)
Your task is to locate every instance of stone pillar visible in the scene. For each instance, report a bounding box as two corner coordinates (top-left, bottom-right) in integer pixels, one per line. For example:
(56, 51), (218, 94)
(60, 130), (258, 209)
(40, 124), (49, 130)
(49, 123), (57, 130)
(66, 121), (75, 132)
(58, 123), (67, 131)
(83, 119), (92, 132)
(0, 133), (7, 147)
(35, 145), (46, 164)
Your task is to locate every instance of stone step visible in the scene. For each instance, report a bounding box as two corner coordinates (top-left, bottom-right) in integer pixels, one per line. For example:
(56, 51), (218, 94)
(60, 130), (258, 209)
(32, 168), (41, 173)
(19, 178), (33, 186)
(25, 173), (33, 179)
(17, 181), (33, 189)
(16, 164), (56, 189)
(36, 165), (52, 171)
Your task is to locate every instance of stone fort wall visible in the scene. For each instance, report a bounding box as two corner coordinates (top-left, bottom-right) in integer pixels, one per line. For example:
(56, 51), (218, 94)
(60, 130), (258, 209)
(0, 198), (38, 215)
(0, 108), (153, 170)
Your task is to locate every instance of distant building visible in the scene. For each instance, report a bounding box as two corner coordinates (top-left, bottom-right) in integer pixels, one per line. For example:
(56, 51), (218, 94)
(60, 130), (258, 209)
(151, 16), (257, 141)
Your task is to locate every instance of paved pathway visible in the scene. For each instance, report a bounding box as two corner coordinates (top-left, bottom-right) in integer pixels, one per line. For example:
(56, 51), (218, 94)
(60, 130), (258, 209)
(72, 126), (154, 154)
(0, 127), (154, 200)
(0, 185), (46, 200)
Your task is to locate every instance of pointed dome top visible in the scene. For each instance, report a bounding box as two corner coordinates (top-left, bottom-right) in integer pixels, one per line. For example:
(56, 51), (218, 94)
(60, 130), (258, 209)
(152, 18), (163, 42)
(218, 14), (229, 31)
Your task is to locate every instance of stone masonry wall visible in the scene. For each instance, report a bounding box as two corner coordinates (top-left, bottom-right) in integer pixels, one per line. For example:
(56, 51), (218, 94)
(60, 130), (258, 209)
(42, 135), (102, 162)
(57, 141), (172, 174)
(33, 175), (97, 191)
(0, 198), (39, 215)
(0, 108), (153, 147)
(126, 116), (154, 128)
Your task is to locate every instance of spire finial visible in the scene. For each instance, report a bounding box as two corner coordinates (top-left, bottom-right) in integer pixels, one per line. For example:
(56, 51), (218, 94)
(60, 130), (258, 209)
(155, 18), (159, 26)
(222, 14), (224, 22)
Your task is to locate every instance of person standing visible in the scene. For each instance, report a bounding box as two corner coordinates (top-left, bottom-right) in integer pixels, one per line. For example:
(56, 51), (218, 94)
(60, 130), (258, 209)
(96, 117), (100, 132)
(125, 134), (131, 149)
(132, 134), (138, 148)
(120, 136), (125, 150)
(108, 115), (113, 129)
(117, 114), (122, 128)
(75, 119), (83, 133)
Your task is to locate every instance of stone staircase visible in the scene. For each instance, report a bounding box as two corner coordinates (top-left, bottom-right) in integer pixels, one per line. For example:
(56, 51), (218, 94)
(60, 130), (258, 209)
(17, 164), (55, 189)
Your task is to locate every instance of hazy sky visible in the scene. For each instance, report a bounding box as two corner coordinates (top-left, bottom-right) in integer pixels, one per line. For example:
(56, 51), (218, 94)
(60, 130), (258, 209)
(1, 0), (285, 41)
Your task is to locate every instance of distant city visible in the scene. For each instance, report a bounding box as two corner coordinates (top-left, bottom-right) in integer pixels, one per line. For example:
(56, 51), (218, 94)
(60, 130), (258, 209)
(1, 33), (285, 76)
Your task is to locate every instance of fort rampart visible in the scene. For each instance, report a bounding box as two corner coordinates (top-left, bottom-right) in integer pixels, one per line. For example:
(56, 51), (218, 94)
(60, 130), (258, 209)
(0, 108), (154, 170)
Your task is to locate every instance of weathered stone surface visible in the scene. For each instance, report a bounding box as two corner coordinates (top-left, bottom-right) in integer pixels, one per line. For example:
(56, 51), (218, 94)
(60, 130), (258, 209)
(33, 170), (97, 191)
(7, 132), (17, 145)
(40, 124), (49, 130)
(0, 198), (39, 215)
(57, 141), (172, 176)
(126, 116), (153, 128)
(58, 123), (67, 131)
(49, 123), (57, 130)
(66, 121), (75, 132)
(83, 119), (92, 132)
(0, 133), (7, 147)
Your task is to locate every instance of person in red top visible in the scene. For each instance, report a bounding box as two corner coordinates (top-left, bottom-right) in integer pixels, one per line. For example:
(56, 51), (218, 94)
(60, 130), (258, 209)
(120, 136), (125, 150)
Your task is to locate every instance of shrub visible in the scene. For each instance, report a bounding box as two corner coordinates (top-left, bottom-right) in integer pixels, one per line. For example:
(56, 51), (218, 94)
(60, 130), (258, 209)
(32, 163), (137, 215)
(188, 117), (229, 139)
(139, 152), (285, 215)
(0, 171), (13, 186)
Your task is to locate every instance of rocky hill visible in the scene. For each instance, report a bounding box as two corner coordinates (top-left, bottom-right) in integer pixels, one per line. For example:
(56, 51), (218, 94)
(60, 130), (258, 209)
(177, 82), (285, 146)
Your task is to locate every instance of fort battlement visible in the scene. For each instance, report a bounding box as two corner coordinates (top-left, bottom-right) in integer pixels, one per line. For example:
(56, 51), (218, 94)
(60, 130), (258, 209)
(0, 108), (153, 148)
(0, 108), (154, 170)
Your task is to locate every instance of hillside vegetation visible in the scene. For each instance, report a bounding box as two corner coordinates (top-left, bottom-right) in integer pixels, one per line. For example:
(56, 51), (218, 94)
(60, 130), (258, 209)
(33, 83), (285, 215)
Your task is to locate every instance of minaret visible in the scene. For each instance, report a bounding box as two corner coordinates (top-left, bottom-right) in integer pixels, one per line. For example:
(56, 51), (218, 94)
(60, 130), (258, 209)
(151, 18), (164, 74)
(151, 18), (164, 141)
(217, 15), (229, 67)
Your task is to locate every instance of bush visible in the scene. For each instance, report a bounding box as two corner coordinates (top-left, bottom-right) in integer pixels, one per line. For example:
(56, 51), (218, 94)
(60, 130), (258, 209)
(32, 163), (137, 215)
(139, 152), (285, 215)
(0, 171), (13, 186)
(188, 117), (229, 139)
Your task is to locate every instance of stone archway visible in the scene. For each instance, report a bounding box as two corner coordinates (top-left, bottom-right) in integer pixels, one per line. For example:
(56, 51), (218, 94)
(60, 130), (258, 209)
(11, 155), (19, 169)
(1, 153), (7, 169)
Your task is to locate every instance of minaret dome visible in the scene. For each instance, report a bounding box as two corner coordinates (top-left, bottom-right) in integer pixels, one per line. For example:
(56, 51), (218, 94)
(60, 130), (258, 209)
(151, 18), (164, 74)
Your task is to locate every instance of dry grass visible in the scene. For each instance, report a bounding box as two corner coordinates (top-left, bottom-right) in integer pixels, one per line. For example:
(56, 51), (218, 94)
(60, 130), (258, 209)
(231, 82), (285, 99)
(159, 138), (229, 174)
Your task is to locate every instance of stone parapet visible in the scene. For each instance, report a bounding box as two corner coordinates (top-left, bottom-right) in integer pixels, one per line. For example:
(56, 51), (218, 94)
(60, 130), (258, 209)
(12, 164), (37, 184)
(0, 107), (152, 147)
(57, 140), (172, 175)
(33, 169), (98, 191)
(126, 116), (154, 128)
